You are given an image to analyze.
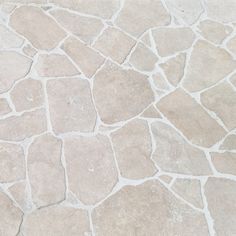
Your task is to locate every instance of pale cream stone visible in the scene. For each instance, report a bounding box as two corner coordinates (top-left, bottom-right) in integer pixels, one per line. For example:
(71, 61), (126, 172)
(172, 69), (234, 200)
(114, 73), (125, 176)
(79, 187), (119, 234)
(0, 51), (32, 93)
(201, 82), (236, 130)
(115, 0), (170, 37)
(93, 180), (209, 236)
(0, 98), (11, 115)
(0, 191), (23, 236)
(24, 205), (91, 236)
(183, 40), (236, 92)
(94, 27), (135, 64)
(10, 6), (66, 50)
(152, 27), (195, 57)
(220, 134), (236, 150)
(93, 61), (154, 124)
(62, 36), (105, 77)
(230, 73), (236, 87)
(157, 89), (226, 147)
(111, 119), (157, 179)
(23, 44), (37, 57)
(152, 73), (171, 91)
(140, 32), (151, 47)
(0, 143), (25, 182)
(159, 175), (173, 184)
(64, 134), (118, 205)
(141, 105), (162, 119)
(227, 36), (236, 55)
(47, 78), (96, 134)
(160, 53), (186, 86)
(129, 42), (158, 71)
(10, 79), (44, 112)
(205, 178), (236, 235)
(151, 121), (211, 175)
(35, 54), (79, 77)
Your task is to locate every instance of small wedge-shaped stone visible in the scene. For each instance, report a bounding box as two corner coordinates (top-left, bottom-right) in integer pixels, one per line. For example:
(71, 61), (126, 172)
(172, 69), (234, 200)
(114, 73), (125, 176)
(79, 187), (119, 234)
(0, 109), (47, 141)
(10, 6), (66, 50)
(227, 36), (236, 55)
(0, 143), (25, 182)
(64, 134), (118, 204)
(93, 61), (154, 124)
(151, 121), (211, 175)
(0, 98), (11, 115)
(141, 105), (162, 119)
(183, 40), (236, 92)
(220, 134), (236, 150)
(28, 134), (65, 207)
(152, 27), (195, 57)
(47, 78), (96, 134)
(24, 205), (91, 235)
(0, 51), (32, 93)
(92, 180), (209, 236)
(153, 73), (171, 91)
(115, 0), (170, 37)
(157, 89), (226, 147)
(111, 119), (157, 179)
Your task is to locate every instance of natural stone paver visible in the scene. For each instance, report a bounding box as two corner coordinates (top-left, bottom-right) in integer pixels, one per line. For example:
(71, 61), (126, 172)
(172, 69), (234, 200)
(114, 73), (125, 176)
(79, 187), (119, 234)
(227, 36), (236, 55)
(0, 98), (11, 115)
(141, 105), (162, 119)
(23, 44), (37, 57)
(159, 175), (173, 184)
(230, 74), (236, 87)
(152, 73), (171, 91)
(220, 134), (236, 150)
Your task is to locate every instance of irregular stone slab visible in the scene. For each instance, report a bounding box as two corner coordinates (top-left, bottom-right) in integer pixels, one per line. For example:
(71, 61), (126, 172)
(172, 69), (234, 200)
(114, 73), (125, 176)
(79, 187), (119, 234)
(24, 205), (91, 235)
(115, 0), (170, 37)
(0, 51), (32, 93)
(23, 44), (37, 57)
(0, 98), (11, 115)
(50, 9), (104, 44)
(140, 32), (151, 47)
(152, 27), (195, 57)
(230, 74), (236, 87)
(159, 175), (173, 184)
(10, 6), (66, 50)
(93, 62), (154, 124)
(28, 134), (65, 207)
(111, 119), (156, 179)
(153, 73), (171, 91)
(205, 178), (236, 235)
(10, 79), (44, 112)
(201, 82), (236, 130)
(94, 27), (135, 64)
(220, 134), (236, 150)
(183, 40), (236, 92)
(227, 36), (236, 55)
(156, 89), (226, 147)
(64, 134), (118, 205)
(47, 78), (96, 134)
(0, 143), (25, 182)
(151, 121), (211, 175)
(35, 54), (79, 77)
(92, 180), (209, 236)
(0, 191), (23, 236)
(141, 105), (162, 119)
(0, 108), (47, 141)
(62, 36), (104, 77)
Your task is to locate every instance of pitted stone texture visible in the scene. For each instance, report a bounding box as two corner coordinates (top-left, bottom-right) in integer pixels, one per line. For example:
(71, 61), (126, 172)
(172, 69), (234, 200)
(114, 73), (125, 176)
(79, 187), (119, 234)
(111, 119), (156, 179)
(92, 180), (209, 236)
(93, 62), (154, 124)
(0, 98), (11, 115)
(141, 105), (162, 119)
(64, 134), (118, 205)
(115, 0), (170, 37)
(10, 6), (66, 50)
(152, 27), (195, 57)
(220, 134), (236, 150)
(24, 205), (91, 236)
(0, 143), (25, 182)
(227, 36), (236, 55)
(157, 89), (226, 147)
(28, 134), (65, 207)
(0, 51), (32, 93)
(151, 121), (211, 175)
(47, 78), (96, 134)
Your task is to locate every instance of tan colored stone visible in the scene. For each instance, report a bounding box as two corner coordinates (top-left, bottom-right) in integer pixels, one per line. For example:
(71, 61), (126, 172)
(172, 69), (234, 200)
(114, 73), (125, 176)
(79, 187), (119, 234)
(10, 6), (66, 50)
(0, 108), (46, 141)
(93, 180), (209, 236)
(152, 121), (211, 175)
(24, 205), (91, 236)
(227, 36), (236, 55)
(23, 44), (37, 57)
(183, 40), (236, 92)
(152, 27), (195, 57)
(115, 0), (170, 37)
(64, 134), (118, 205)
(0, 98), (11, 115)
(201, 82), (236, 130)
(220, 134), (236, 150)
(159, 175), (173, 184)
(47, 78), (96, 134)
(62, 36), (104, 77)
(152, 73), (171, 91)
(35, 54), (79, 77)
(157, 89), (226, 147)
(10, 79), (44, 112)
(141, 105), (162, 119)
(94, 27), (135, 64)
(0, 51), (32, 93)
(93, 61), (154, 124)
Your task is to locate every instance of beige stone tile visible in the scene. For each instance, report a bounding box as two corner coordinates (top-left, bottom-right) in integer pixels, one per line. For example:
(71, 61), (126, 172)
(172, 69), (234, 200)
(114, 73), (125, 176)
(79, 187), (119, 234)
(220, 134), (236, 150)
(93, 61), (154, 124)
(152, 73), (171, 91)
(0, 98), (11, 115)
(159, 175), (173, 184)
(47, 78), (96, 134)
(227, 36), (236, 55)
(23, 44), (37, 57)
(230, 73), (236, 87)
(141, 105), (162, 119)
(64, 134), (118, 205)
(10, 6), (66, 50)
(140, 32), (151, 47)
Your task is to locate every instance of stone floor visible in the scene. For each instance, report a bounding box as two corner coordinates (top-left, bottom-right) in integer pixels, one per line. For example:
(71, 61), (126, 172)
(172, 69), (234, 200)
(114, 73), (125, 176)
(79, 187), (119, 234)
(0, 0), (236, 235)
